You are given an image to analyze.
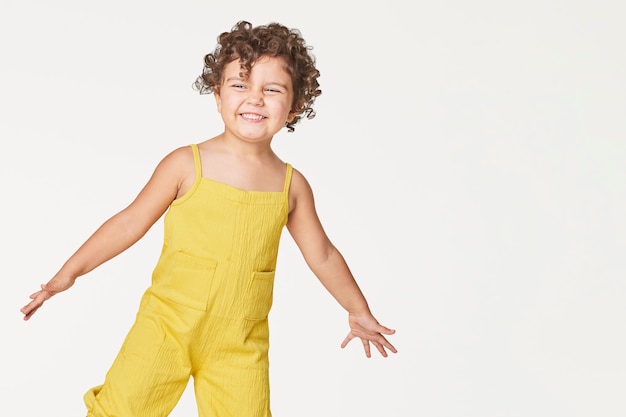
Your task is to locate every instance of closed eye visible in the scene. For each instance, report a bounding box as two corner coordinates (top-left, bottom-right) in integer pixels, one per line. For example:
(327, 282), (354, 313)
(264, 82), (289, 94)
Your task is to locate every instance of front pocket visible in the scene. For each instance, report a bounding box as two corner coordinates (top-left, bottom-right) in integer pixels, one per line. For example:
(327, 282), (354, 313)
(161, 251), (217, 311)
(243, 271), (275, 320)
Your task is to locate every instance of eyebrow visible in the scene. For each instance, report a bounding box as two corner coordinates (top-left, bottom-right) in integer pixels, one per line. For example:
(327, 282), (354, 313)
(264, 82), (290, 90)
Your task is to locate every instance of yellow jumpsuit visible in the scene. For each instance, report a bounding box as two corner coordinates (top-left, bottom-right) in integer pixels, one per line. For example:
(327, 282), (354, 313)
(84, 144), (292, 417)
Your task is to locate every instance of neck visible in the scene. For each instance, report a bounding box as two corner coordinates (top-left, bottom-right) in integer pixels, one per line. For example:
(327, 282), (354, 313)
(214, 132), (276, 160)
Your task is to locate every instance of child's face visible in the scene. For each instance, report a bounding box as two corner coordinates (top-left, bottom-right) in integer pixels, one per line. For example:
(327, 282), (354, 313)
(215, 56), (296, 142)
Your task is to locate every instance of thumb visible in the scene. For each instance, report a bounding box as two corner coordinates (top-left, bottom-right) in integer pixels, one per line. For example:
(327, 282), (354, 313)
(40, 283), (59, 295)
(377, 324), (396, 335)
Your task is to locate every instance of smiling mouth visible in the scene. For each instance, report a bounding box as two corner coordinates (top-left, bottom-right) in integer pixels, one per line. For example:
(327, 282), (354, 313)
(240, 113), (266, 121)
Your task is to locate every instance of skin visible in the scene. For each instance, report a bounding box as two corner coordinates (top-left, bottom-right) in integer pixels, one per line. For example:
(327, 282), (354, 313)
(21, 56), (397, 358)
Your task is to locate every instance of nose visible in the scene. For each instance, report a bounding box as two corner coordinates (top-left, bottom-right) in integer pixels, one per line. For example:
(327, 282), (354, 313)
(247, 88), (264, 105)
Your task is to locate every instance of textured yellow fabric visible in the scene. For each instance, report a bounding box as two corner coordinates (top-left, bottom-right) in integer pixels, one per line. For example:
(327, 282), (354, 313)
(85, 144), (292, 417)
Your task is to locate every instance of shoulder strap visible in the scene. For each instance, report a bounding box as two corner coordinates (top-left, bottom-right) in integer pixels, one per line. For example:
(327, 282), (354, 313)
(190, 143), (202, 179)
(282, 163), (293, 194)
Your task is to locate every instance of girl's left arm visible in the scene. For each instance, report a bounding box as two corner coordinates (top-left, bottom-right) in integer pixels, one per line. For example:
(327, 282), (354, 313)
(286, 169), (397, 358)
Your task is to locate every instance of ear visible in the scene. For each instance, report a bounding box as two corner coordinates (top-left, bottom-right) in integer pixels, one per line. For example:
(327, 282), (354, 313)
(287, 100), (304, 123)
(214, 90), (222, 113)
(286, 110), (297, 123)
(287, 101), (304, 123)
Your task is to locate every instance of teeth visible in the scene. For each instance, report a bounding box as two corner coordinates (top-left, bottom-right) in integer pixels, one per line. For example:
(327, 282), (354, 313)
(241, 113), (264, 120)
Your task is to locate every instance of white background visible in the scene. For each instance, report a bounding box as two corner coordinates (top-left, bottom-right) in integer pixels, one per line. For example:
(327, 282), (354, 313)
(2, 1), (625, 416)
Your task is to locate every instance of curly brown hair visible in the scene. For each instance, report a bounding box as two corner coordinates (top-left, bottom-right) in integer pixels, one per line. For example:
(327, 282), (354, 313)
(194, 21), (322, 132)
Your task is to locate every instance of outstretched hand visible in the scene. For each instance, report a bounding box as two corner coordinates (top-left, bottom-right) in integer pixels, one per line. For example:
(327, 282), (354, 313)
(341, 312), (397, 358)
(21, 275), (75, 321)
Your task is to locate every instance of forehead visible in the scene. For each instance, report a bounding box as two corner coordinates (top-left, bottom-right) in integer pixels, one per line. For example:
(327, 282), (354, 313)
(224, 56), (291, 79)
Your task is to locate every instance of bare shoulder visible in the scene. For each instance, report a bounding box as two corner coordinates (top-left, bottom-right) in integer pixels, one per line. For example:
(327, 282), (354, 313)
(290, 168), (313, 194)
(152, 145), (193, 176)
(289, 167), (315, 212)
(149, 145), (196, 198)
(161, 145), (194, 166)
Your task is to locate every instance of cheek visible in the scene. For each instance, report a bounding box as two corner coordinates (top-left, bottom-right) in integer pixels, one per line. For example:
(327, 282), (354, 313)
(216, 96), (237, 115)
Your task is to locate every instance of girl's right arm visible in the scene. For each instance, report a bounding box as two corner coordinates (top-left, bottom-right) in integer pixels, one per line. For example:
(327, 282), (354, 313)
(286, 169), (396, 358)
(20, 146), (194, 321)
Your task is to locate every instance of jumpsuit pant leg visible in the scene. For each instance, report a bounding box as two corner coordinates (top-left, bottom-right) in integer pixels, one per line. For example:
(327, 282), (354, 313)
(84, 293), (194, 417)
(191, 315), (272, 417)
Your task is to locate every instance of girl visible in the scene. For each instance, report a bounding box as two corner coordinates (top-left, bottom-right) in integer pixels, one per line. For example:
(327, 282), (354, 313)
(21, 20), (396, 417)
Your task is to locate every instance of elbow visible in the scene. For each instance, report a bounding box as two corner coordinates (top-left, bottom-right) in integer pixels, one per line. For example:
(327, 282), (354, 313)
(113, 210), (151, 245)
(305, 242), (338, 272)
